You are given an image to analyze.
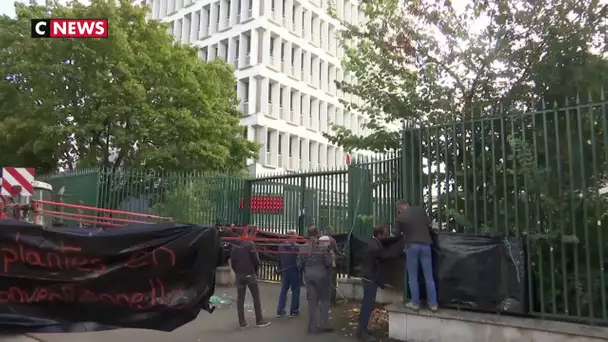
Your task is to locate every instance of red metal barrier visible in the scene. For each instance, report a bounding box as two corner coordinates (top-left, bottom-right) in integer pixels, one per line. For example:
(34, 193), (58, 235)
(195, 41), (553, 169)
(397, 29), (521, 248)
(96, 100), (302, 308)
(31, 200), (173, 227)
(5, 201), (310, 254)
(218, 224), (317, 254)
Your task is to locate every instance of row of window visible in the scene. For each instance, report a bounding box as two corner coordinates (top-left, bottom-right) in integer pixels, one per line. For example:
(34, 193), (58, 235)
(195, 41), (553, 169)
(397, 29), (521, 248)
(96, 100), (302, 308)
(237, 77), (365, 135)
(197, 30), (360, 105)
(257, 127), (350, 170)
(164, 1), (342, 59)
(145, 0), (360, 27)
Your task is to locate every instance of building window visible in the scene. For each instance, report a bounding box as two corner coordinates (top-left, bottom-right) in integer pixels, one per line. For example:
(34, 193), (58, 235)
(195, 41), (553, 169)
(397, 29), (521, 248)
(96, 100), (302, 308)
(268, 83), (273, 103)
(289, 138), (293, 157)
(308, 142), (312, 161)
(270, 37), (275, 56)
(266, 132), (271, 152)
(278, 134), (283, 155)
(243, 79), (249, 100)
(235, 38), (240, 59)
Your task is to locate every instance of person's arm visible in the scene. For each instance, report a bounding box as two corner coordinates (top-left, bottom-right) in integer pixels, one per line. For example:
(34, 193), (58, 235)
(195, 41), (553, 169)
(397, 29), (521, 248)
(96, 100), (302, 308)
(230, 246), (238, 272)
(392, 218), (404, 237)
(330, 238), (340, 254)
(276, 244), (284, 272)
(322, 248), (332, 268)
(249, 242), (261, 273)
(369, 240), (393, 260)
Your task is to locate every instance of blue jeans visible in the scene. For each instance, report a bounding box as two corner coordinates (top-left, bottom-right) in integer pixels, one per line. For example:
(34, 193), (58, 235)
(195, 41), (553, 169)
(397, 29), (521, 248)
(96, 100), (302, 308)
(277, 269), (301, 315)
(357, 278), (378, 336)
(406, 243), (437, 306)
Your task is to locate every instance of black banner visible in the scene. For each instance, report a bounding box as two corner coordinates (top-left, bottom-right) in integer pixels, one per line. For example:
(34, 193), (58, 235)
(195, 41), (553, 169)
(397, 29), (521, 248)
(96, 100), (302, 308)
(0, 219), (221, 332)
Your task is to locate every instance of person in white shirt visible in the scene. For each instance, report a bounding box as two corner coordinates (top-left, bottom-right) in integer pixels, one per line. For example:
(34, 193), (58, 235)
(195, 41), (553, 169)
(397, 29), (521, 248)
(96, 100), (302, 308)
(319, 226), (340, 303)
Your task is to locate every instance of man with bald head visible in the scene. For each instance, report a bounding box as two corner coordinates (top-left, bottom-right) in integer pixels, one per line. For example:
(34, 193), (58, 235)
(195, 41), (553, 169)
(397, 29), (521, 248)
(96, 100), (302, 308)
(297, 225), (333, 334)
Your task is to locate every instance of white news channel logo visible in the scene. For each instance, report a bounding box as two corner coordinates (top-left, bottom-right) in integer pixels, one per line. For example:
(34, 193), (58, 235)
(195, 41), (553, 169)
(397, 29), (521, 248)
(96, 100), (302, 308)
(31, 19), (108, 38)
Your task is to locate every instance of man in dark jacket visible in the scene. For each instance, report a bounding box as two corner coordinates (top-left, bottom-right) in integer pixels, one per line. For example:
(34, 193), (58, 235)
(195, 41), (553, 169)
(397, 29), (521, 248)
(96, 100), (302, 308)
(276, 229), (301, 317)
(356, 224), (393, 341)
(393, 200), (437, 312)
(230, 239), (271, 328)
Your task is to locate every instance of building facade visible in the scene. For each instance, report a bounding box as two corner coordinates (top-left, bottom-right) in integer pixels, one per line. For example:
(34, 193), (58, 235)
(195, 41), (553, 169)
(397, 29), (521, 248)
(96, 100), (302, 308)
(141, 0), (366, 175)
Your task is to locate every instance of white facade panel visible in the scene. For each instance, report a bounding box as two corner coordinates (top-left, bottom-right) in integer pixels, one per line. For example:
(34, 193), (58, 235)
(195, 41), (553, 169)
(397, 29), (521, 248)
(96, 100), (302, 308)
(137, 0), (369, 175)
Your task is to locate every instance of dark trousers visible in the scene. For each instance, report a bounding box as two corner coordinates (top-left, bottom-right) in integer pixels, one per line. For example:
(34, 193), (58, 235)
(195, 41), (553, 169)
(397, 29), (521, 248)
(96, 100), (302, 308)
(357, 278), (378, 336)
(236, 274), (264, 325)
(304, 274), (331, 333)
(277, 269), (301, 315)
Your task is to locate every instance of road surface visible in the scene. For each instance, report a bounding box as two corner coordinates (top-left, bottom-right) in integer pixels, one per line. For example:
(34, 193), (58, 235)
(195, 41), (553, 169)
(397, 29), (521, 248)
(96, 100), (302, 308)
(3, 283), (360, 342)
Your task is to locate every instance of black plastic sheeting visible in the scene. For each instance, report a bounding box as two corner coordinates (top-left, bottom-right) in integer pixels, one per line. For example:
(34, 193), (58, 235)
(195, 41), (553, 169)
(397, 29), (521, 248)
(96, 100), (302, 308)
(342, 231), (526, 315)
(0, 219), (221, 333)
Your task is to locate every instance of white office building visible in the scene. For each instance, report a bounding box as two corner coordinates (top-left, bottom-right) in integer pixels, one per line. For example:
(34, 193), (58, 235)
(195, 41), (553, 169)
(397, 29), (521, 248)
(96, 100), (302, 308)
(140, 0), (367, 175)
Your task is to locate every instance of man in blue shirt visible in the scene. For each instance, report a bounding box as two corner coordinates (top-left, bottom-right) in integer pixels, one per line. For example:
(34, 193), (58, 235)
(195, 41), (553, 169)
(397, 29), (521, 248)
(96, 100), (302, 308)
(276, 229), (301, 317)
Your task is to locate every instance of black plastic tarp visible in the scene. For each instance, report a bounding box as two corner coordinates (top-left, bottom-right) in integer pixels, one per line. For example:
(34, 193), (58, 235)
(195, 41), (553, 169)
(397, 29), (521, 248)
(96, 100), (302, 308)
(432, 232), (526, 314)
(0, 219), (221, 332)
(342, 231), (526, 315)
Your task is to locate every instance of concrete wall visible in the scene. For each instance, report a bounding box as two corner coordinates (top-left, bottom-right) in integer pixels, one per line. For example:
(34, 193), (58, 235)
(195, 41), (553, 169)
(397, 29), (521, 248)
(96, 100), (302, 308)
(337, 277), (401, 304)
(338, 277), (608, 342)
(387, 304), (608, 342)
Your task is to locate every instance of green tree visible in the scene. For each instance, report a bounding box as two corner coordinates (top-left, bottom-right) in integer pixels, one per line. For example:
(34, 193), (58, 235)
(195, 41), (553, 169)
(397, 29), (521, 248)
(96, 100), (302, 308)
(0, 0), (258, 174)
(329, 0), (608, 322)
(327, 0), (608, 151)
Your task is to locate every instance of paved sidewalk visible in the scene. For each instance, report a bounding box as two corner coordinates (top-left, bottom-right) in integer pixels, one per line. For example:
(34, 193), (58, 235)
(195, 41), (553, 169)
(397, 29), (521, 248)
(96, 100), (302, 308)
(3, 283), (359, 342)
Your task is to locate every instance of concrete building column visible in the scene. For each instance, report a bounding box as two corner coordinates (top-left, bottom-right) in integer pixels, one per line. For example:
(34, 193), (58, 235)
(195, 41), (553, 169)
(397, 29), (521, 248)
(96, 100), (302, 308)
(247, 76), (257, 114)
(249, 29), (259, 65)
(261, 30), (271, 65)
(271, 82), (280, 118)
(259, 77), (269, 114)
(209, 2), (219, 34)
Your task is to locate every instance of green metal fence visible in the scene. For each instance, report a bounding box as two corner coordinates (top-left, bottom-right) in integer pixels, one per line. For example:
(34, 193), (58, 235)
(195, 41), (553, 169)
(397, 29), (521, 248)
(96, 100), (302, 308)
(250, 155), (401, 281)
(38, 156), (401, 281)
(401, 95), (608, 324)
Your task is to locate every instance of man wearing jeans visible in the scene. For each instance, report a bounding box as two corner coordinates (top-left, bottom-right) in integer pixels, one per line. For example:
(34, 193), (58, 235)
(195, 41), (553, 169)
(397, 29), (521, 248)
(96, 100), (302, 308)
(393, 200), (438, 312)
(276, 229), (301, 317)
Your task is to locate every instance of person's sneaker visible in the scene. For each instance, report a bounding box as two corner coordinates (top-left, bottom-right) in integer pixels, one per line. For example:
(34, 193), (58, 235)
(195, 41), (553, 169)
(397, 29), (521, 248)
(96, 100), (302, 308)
(277, 313), (286, 318)
(405, 302), (420, 311)
(256, 321), (271, 328)
(239, 323), (249, 329)
(429, 305), (438, 312)
(289, 313), (299, 318)
(319, 327), (334, 333)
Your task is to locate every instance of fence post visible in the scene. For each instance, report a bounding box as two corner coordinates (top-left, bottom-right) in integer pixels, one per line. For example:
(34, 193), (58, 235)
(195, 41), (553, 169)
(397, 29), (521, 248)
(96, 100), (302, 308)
(298, 175), (307, 236)
(402, 122), (423, 205)
(241, 179), (252, 226)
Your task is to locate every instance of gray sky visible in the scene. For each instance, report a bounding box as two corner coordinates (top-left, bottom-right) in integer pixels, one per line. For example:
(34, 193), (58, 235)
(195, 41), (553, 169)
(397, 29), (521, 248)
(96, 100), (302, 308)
(0, 1), (16, 17)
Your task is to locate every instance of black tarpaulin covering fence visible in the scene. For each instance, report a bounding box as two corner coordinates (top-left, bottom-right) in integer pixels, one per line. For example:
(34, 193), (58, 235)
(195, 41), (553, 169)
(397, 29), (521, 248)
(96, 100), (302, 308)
(343, 230), (526, 315)
(0, 219), (221, 332)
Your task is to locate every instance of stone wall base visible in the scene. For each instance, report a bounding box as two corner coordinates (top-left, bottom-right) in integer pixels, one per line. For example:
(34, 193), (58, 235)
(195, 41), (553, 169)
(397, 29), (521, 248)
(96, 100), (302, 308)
(386, 304), (608, 342)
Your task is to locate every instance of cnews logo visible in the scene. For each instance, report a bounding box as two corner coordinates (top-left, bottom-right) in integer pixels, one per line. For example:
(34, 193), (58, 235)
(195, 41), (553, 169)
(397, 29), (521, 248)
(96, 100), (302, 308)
(31, 19), (108, 38)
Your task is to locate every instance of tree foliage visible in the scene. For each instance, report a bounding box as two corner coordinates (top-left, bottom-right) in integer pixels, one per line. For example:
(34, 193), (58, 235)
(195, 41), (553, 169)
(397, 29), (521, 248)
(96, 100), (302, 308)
(0, 0), (258, 174)
(328, 0), (608, 151)
(330, 0), (608, 321)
